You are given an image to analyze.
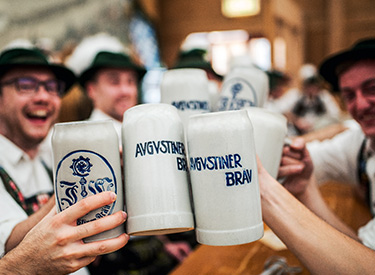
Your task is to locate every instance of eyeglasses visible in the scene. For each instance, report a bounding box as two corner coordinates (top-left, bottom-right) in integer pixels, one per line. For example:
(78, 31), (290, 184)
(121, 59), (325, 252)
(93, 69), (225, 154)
(0, 77), (65, 97)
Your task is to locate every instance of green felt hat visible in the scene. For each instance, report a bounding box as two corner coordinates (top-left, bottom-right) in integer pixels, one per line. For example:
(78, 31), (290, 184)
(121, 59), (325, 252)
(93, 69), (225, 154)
(173, 48), (223, 80)
(0, 48), (76, 94)
(78, 51), (147, 87)
(319, 38), (375, 92)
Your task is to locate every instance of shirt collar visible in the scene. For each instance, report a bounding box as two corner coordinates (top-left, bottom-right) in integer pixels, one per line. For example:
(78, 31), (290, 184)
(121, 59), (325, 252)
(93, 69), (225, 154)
(89, 109), (122, 138)
(90, 109), (121, 124)
(0, 134), (30, 165)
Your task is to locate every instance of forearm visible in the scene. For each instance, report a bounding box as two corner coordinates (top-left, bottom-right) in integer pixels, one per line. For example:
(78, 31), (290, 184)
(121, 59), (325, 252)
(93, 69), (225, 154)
(296, 177), (358, 240)
(5, 198), (54, 252)
(261, 173), (375, 274)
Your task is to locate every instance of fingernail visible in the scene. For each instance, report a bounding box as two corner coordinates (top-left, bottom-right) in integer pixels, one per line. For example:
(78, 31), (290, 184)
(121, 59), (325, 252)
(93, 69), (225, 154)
(110, 192), (117, 201)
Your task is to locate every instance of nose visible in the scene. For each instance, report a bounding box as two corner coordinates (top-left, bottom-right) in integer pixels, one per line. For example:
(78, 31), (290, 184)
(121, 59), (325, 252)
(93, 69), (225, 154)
(33, 84), (52, 100)
(119, 82), (135, 96)
(120, 86), (130, 95)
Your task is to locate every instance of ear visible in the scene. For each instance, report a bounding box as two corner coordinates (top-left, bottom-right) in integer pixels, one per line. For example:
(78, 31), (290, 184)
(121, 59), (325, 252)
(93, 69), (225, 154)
(85, 81), (96, 101)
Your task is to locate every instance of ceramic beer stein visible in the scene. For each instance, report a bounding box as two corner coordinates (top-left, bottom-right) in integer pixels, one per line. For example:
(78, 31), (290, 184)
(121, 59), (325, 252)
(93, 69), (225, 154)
(187, 109), (264, 246)
(122, 103), (194, 236)
(160, 68), (211, 131)
(217, 55), (269, 111)
(246, 107), (288, 179)
(52, 120), (124, 242)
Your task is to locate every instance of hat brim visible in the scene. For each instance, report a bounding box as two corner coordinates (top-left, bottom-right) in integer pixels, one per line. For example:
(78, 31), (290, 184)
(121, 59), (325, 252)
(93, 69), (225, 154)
(319, 49), (375, 92)
(77, 51), (146, 88)
(79, 64), (146, 88)
(173, 61), (223, 80)
(0, 63), (76, 95)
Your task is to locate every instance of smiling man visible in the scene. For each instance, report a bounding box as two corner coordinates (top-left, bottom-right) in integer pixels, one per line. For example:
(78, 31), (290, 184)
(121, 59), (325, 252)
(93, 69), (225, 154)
(78, 50), (146, 140)
(278, 38), (375, 251)
(0, 68), (62, 154)
(306, 39), (375, 208)
(0, 48), (76, 258)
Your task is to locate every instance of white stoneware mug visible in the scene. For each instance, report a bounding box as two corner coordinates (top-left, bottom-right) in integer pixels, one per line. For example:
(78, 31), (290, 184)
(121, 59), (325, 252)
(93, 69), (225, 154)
(217, 56), (269, 111)
(246, 107), (288, 179)
(160, 68), (211, 131)
(187, 109), (264, 246)
(122, 103), (194, 236)
(52, 120), (124, 242)
(208, 80), (220, 112)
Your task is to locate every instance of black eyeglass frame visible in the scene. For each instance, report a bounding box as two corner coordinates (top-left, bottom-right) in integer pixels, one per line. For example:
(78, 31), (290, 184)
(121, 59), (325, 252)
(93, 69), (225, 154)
(0, 77), (66, 97)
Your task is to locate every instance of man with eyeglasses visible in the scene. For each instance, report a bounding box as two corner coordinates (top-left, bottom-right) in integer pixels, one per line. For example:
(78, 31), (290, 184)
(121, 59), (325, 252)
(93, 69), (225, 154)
(0, 47), (95, 274)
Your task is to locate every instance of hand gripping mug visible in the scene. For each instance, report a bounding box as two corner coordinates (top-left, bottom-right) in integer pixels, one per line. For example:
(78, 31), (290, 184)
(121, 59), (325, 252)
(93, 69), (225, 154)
(122, 103), (194, 236)
(52, 120), (124, 242)
(246, 107), (288, 179)
(187, 109), (264, 246)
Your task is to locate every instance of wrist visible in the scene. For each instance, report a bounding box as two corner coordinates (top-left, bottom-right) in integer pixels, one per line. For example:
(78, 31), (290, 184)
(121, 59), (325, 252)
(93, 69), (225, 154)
(1, 248), (33, 275)
(295, 177), (321, 210)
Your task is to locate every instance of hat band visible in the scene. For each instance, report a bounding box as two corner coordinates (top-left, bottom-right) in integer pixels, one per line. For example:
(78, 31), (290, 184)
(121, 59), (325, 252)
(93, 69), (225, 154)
(11, 56), (48, 64)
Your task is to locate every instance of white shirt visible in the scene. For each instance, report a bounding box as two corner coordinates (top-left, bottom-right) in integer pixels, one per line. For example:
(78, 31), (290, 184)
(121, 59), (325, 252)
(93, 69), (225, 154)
(0, 135), (89, 275)
(307, 124), (364, 186)
(38, 129), (54, 168)
(264, 88), (300, 114)
(296, 89), (342, 131)
(0, 135), (53, 256)
(307, 126), (375, 249)
(88, 108), (122, 141)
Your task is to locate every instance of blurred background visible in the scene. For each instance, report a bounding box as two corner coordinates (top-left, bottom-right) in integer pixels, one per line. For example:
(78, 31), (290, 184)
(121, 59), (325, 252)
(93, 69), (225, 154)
(2, 0), (374, 79)
(1, 0), (374, 119)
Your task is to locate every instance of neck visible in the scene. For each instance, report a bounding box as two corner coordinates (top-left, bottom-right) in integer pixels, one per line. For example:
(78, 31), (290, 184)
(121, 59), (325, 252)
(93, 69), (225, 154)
(0, 131), (41, 159)
(96, 108), (123, 123)
(14, 138), (40, 159)
(23, 147), (39, 159)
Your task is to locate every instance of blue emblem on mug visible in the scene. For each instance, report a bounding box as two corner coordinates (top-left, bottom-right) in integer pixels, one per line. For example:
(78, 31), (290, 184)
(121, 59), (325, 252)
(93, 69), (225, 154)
(55, 150), (117, 224)
(218, 77), (258, 111)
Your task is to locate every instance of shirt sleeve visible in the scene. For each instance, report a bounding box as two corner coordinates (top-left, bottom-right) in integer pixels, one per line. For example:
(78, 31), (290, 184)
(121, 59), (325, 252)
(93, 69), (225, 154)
(0, 178), (28, 257)
(358, 218), (375, 250)
(307, 127), (364, 185)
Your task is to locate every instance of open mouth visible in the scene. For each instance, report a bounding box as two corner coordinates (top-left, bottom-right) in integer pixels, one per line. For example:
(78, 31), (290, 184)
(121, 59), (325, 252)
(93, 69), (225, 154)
(360, 113), (375, 122)
(26, 109), (49, 122)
